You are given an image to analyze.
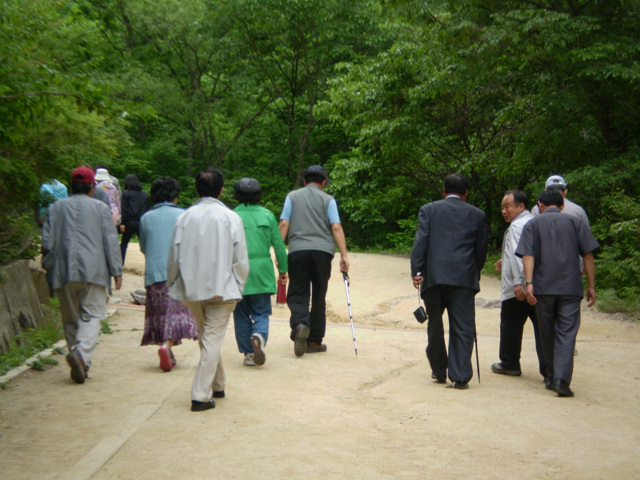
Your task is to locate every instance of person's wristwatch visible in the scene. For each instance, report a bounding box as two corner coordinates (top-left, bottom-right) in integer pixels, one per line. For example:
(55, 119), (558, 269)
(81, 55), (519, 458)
(525, 281), (533, 285)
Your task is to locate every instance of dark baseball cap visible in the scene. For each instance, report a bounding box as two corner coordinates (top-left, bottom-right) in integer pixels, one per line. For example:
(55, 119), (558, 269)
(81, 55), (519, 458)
(233, 177), (261, 194)
(302, 165), (329, 180)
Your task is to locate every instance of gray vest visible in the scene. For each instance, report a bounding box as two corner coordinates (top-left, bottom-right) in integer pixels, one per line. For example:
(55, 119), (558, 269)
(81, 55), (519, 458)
(287, 184), (336, 255)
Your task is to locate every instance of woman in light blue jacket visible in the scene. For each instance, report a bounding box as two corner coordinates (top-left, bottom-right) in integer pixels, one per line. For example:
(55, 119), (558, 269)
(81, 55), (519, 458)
(139, 177), (199, 372)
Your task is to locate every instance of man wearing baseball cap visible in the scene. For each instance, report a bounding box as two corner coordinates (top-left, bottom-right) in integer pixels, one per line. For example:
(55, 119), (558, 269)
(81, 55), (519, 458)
(279, 165), (349, 357)
(232, 177), (288, 367)
(531, 175), (589, 226)
(41, 166), (123, 384)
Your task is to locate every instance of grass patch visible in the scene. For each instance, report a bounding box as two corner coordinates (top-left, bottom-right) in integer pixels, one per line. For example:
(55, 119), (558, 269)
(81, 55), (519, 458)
(596, 288), (640, 319)
(0, 318), (63, 376)
(0, 298), (63, 376)
(52, 345), (65, 355)
(29, 355), (59, 371)
(481, 252), (501, 280)
(101, 319), (114, 334)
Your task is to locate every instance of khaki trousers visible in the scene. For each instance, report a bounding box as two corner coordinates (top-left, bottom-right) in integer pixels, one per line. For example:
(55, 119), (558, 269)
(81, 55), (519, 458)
(183, 298), (237, 402)
(56, 282), (107, 369)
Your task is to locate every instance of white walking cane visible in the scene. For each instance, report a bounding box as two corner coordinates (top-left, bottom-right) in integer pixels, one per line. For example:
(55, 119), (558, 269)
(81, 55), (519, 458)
(342, 272), (358, 356)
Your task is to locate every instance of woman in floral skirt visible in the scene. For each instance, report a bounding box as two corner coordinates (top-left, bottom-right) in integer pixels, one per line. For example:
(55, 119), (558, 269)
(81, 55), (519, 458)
(139, 177), (199, 371)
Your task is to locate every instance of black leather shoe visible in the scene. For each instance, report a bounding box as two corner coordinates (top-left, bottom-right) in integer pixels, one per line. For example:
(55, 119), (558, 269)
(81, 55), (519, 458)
(213, 390), (225, 398)
(431, 373), (446, 384)
(293, 324), (310, 357)
(544, 377), (554, 390)
(491, 362), (522, 376)
(552, 379), (574, 397)
(453, 381), (469, 390)
(191, 400), (215, 412)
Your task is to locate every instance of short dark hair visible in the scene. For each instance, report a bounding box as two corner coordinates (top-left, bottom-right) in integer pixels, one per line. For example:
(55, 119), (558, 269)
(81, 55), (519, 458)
(124, 174), (143, 191)
(537, 190), (564, 208)
(150, 176), (180, 204)
(443, 173), (470, 195)
(546, 184), (566, 193)
(196, 168), (224, 198)
(71, 181), (93, 195)
(504, 190), (528, 209)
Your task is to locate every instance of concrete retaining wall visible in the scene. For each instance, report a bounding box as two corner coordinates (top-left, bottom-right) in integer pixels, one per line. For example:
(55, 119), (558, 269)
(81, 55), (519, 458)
(0, 260), (46, 352)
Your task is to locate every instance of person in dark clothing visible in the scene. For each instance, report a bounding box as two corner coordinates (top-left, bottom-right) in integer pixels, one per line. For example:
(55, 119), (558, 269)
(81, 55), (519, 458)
(119, 174), (149, 264)
(516, 190), (599, 398)
(410, 173), (488, 389)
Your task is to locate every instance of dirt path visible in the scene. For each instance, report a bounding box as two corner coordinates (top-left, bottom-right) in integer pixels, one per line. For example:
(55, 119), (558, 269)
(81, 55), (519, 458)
(1, 245), (639, 479)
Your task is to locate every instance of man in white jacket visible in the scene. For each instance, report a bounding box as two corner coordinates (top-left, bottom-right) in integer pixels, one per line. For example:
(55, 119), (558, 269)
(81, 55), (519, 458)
(167, 168), (249, 412)
(491, 190), (545, 378)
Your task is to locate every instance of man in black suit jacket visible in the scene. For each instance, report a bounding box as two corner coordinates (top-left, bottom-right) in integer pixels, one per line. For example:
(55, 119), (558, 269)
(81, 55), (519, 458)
(411, 174), (488, 389)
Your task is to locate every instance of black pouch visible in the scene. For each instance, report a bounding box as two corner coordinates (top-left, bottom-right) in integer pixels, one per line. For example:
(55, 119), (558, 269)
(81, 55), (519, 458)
(413, 286), (427, 323)
(413, 305), (427, 323)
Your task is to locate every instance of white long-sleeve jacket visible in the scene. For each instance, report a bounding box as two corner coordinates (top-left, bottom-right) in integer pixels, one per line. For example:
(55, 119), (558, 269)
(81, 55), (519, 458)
(167, 197), (249, 302)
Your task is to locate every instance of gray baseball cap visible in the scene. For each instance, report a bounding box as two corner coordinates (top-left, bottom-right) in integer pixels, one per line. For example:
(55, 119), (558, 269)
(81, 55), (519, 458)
(545, 175), (566, 189)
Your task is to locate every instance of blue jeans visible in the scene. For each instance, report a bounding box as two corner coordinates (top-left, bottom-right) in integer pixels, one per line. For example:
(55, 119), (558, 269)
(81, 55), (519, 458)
(233, 293), (272, 354)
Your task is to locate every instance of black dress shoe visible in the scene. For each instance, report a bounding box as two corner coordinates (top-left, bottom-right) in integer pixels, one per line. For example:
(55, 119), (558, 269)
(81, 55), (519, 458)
(551, 379), (574, 397)
(431, 373), (446, 384)
(491, 362), (522, 376)
(191, 400), (216, 412)
(293, 324), (310, 357)
(213, 390), (225, 398)
(544, 377), (554, 390)
(452, 381), (469, 390)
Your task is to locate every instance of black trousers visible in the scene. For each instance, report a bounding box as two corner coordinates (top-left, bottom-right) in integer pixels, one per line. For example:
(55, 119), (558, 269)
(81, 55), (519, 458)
(499, 297), (546, 376)
(535, 295), (581, 384)
(287, 250), (333, 343)
(120, 224), (139, 265)
(423, 285), (476, 383)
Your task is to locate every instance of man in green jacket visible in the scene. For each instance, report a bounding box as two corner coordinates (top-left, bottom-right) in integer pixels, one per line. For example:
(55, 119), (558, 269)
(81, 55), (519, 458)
(233, 178), (288, 366)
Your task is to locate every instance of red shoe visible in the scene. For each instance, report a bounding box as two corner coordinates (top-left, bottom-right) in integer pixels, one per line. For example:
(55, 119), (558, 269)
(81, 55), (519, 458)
(158, 347), (172, 372)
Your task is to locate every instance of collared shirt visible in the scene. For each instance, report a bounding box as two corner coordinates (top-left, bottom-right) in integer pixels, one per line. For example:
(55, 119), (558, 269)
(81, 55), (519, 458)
(516, 207), (599, 297)
(167, 197), (249, 302)
(500, 210), (533, 301)
(139, 202), (185, 287)
(41, 194), (122, 292)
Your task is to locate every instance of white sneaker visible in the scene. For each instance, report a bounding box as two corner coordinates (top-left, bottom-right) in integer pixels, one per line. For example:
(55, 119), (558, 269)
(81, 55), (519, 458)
(250, 333), (266, 366)
(243, 353), (256, 366)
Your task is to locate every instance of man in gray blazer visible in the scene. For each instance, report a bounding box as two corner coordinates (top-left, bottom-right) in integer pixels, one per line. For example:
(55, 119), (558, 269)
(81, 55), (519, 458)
(411, 174), (488, 389)
(41, 166), (123, 384)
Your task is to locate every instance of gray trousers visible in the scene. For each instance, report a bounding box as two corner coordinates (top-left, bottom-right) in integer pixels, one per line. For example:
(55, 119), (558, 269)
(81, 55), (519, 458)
(183, 298), (237, 402)
(56, 282), (107, 369)
(535, 295), (581, 384)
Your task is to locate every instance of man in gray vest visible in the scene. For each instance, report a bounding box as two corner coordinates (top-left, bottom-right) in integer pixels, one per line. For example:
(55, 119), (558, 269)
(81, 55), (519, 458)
(279, 165), (349, 357)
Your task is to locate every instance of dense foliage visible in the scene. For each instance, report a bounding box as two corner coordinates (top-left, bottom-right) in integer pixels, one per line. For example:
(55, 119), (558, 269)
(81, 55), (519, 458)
(1, 0), (639, 315)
